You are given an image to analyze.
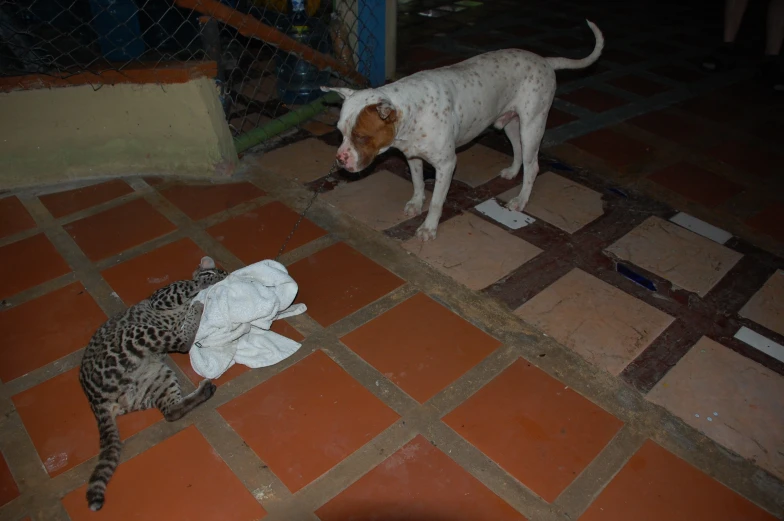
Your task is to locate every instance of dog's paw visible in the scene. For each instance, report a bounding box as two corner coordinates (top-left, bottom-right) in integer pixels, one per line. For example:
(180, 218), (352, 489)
(404, 198), (424, 217)
(506, 195), (527, 213)
(499, 166), (520, 180)
(415, 223), (438, 241)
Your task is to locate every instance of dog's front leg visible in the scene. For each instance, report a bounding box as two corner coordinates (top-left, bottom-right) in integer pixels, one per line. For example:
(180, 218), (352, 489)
(404, 158), (425, 217)
(415, 154), (456, 241)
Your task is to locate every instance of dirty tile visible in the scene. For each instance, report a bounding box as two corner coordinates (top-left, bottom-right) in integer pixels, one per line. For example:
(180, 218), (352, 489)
(261, 138), (337, 183)
(288, 242), (405, 326)
(61, 425), (266, 520)
(0, 196), (36, 239)
(321, 170), (431, 231)
(580, 440), (779, 521)
(0, 451), (19, 507)
(341, 293), (501, 402)
(218, 350), (399, 492)
(160, 182), (266, 221)
(606, 216), (743, 297)
(302, 120), (335, 136)
(648, 162), (742, 207)
(171, 320), (305, 387)
(443, 359), (622, 502)
(546, 107), (579, 129)
(64, 198), (176, 262)
(515, 269), (674, 374)
(627, 109), (706, 146)
(402, 213), (541, 291)
(740, 270), (784, 339)
(498, 172), (604, 233)
(454, 144), (512, 187)
(746, 203), (784, 243)
(0, 233), (71, 300)
(12, 367), (162, 477)
(39, 180), (133, 218)
(560, 87), (628, 113)
(317, 435), (526, 521)
(0, 283), (105, 382)
(568, 128), (653, 170)
(207, 201), (327, 264)
(101, 238), (208, 306)
(608, 75), (669, 97)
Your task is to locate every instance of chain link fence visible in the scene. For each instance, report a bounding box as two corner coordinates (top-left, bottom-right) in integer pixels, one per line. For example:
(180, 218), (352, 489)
(0, 0), (378, 151)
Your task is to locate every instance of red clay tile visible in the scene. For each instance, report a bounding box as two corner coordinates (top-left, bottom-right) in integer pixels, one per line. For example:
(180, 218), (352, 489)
(650, 64), (705, 83)
(317, 435), (527, 521)
(579, 441), (778, 521)
(101, 238), (208, 306)
(143, 176), (165, 186)
(627, 109), (707, 145)
(61, 425), (266, 520)
(39, 180), (134, 218)
(747, 203), (784, 243)
(560, 87), (628, 113)
(569, 128), (654, 170)
(608, 75), (669, 97)
(443, 359), (622, 502)
(602, 48), (643, 65)
(679, 94), (748, 124)
(208, 201), (327, 265)
(341, 293), (500, 402)
(648, 162), (743, 207)
(218, 350), (399, 492)
(706, 139), (783, 178)
(0, 196), (35, 239)
(160, 182), (266, 221)
(0, 283), (105, 382)
(172, 320), (305, 387)
(0, 451), (19, 507)
(0, 233), (70, 300)
(12, 367), (162, 477)
(64, 198), (176, 262)
(288, 242), (405, 327)
(546, 108), (578, 129)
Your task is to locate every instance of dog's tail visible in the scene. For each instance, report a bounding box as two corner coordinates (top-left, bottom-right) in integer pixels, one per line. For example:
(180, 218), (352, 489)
(546, 20), (604, 71)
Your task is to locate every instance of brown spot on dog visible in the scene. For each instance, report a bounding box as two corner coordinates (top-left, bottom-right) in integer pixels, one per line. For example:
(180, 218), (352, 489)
(351, 103), (397, 169)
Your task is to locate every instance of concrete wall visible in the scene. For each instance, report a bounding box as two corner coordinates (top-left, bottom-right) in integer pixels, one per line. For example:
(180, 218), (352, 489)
(0, 77), (237, 189)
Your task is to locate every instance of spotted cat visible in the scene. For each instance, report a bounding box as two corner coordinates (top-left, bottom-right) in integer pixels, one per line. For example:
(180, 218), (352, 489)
(79, 256), (228, 511)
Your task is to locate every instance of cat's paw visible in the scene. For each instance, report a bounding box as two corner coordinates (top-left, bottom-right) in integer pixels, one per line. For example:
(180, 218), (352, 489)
(199, 380), (217, 400)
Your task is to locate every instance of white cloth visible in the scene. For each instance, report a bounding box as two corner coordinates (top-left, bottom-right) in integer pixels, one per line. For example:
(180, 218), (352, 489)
(188, 260), (307, 380)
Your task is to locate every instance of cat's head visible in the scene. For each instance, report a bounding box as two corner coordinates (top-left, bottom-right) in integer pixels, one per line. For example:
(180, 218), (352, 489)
(192, 257), (228, 289)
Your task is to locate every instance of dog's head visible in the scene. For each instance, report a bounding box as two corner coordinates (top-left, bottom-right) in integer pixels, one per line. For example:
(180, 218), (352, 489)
(321, 86), (399, 173)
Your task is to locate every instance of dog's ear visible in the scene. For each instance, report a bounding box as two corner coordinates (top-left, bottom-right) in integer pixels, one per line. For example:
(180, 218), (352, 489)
(320, 86), (355, 99)
(376, 99), (397, 122)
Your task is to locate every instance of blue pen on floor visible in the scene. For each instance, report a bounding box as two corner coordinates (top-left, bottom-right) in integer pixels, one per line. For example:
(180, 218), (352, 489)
(616, 263), (656, 292)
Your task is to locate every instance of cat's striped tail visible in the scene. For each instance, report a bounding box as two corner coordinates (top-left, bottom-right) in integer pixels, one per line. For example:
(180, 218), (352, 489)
(86, 409), (121, 511)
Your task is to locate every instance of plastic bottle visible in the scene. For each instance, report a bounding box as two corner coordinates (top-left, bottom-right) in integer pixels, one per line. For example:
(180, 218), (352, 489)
(88, 0), (144, 61)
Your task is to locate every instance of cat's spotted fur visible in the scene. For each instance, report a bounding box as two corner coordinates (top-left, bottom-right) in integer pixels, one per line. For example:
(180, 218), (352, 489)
(79, 256), (228, 511)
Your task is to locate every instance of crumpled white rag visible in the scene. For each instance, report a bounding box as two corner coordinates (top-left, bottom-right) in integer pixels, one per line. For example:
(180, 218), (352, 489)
(188, 259), (306, 379)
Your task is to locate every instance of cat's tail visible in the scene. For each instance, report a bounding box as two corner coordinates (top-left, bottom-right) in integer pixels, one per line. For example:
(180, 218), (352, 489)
(86, 409), (121, 511)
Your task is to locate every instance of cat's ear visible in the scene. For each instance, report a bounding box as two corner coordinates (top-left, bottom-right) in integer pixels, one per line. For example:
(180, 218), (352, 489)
(200, 256), (216, 270)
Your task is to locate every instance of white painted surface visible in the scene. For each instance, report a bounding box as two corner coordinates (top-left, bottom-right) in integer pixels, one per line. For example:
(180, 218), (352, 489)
(475, 199), (536, 230)
(669, 212), (732, 245)
(734, 326), (784, 363)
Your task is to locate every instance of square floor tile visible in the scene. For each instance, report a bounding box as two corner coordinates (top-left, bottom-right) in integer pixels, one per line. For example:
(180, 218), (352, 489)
(64, 198), (176, 262)
(454, 144), (512, 187)
(288, 242), (405, 327)
(568, 129), (653, 170)
(706, 139), (782, 178)
(444, 359), (622, 502)
(39, 180), (134, 218)
(261, 138), (337, 183)
(0, 283), (105, 382)
(0, 233), (71, 300)
(515, 269), (674, 375)
(648, 162), (742, 207)
(341, 293), (501, 402)
(498, 172), (604, 233)
(172, 319), (305, 387)
(648, 337), (784, 480)
(402, 213), (541, 291)
(208, 201), (327, 265)
(62, 425), (266, 520)
(606, 216), (743, 297)
(218, 350), (399, 492)
(650, 64), (705, 83)
(160, 182), (266, 221)
(12, 367), (162, 477)
(0, 451), (19, 507)
(0, 196), (35, 239)
(560, 87), (628, 113)
(579, 440), (778, 521)
(546, 108), (579, 129)
(608, 75), (669, 97)
(628, 109), (708, 146)
(101, 238), (208, 306)
(746, 203), (784, 243)
(316, 435), (526, 521)
(740, 270), (784, 337)
(321, 170), (431, 231)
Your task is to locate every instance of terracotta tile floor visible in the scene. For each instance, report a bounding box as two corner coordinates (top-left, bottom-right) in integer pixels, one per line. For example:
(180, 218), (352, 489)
(2, 1), (784, 519)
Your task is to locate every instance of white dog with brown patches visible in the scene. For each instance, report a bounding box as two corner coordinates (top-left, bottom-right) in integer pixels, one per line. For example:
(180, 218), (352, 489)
(323, 19), (603, 241)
